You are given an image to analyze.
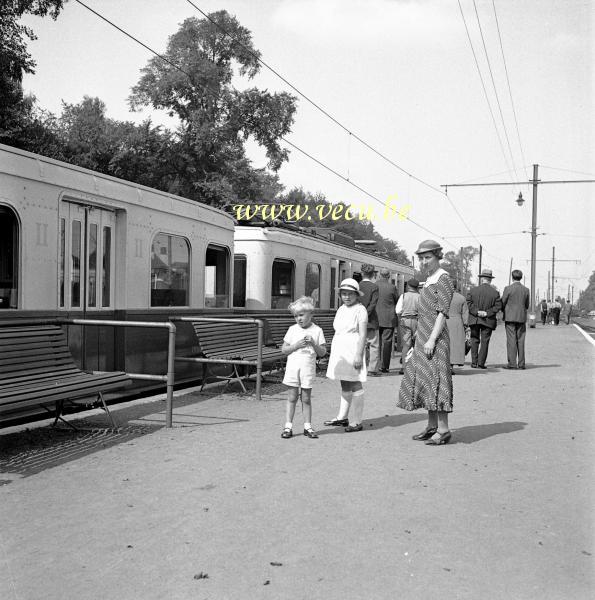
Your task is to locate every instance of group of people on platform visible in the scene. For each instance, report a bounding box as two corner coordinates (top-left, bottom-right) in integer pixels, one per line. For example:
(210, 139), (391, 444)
(539, 297), (572, 326)
(278, 238), (546, 446)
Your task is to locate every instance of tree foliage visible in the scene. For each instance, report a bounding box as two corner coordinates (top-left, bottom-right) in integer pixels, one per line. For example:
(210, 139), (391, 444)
(578, 271), (595, 313)
(128, 11), (297, 205)
(440, 246), (479, 292)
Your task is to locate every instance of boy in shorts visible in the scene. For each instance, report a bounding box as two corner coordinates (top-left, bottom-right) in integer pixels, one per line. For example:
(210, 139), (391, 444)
(280, 296), (327, 439)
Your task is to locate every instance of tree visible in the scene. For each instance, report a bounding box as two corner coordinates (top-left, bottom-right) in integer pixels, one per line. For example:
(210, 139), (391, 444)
(578, 271), (595, 313)
(128, 11), (297, 206)
(441, 246), (479, 292)
(0, 1), (66, 143)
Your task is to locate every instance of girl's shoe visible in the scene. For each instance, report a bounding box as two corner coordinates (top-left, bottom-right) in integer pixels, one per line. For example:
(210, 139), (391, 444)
(281, 427), (293, 439)
(344, 424), (363, 432)
(323, 418), (349, 426)
(412, 426), (437, 441)
(303, 428), (319, 439)
(425, 431), (452, 445)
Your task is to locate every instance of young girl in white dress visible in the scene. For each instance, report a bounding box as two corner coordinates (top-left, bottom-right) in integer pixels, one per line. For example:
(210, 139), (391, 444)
(324, 279), (368, 432)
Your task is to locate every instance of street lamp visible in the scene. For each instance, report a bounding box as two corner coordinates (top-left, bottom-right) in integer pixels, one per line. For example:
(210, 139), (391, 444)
(516, 192), (524, 207)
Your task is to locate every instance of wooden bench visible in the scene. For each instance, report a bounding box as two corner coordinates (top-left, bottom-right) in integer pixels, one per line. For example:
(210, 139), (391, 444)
(174, 318), (285, 396)
(0, 324), (132, 427)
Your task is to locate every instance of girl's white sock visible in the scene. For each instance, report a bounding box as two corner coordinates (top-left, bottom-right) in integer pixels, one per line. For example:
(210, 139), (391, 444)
(304, 422), (312, 430)
(284, 422), (293, 429)
(350, 389), (364, 425)
(337, 392), (352, 419)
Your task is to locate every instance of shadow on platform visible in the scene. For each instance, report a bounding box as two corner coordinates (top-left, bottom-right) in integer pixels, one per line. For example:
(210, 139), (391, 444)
(317, 412), (427, 435)
(452, 420), (528, 444)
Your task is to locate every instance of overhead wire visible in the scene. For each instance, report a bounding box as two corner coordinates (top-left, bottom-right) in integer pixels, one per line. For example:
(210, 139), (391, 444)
(472, 0), (518, 183)
(183, 0), (447, 196)
(72, 0), (454, 248)
(491, 0), (527, 181)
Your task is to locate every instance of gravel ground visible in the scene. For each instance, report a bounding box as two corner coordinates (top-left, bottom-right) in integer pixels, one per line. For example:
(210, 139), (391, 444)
(1, 324), (593, 600)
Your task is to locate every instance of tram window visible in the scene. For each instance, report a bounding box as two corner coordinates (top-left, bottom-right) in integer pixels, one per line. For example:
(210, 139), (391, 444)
(59, 218), (65, 307)
(330, 266), (336, 308)
(88, 223), (97, 307)
(271, 259), (294, 309)
(0, 207), (19, 309)
(233, 254), (247, 307)
(102, 226), (111, 307)
(71, 220), (82, 307)
(305, 262), (321, 307)
(205, 244), (230, 308)
(150, 233), (190, 307)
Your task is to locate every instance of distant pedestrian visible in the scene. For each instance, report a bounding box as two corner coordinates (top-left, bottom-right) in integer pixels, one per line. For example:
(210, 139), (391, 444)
(324, 279), (368, 432)
(359, 264), (380, 376)
(552, 299), (561, 325)
(501, 269), (530, 370)
(395, 277), (420, 374)
(397, 240), (454, 446)
(375, 268), (399, 373)
(280, 297), (327, 439)
(540, 299), (548, 325)
(447, 279), (469, 373)
(466, 269), (502, 369)
(562, 300), (572, 324)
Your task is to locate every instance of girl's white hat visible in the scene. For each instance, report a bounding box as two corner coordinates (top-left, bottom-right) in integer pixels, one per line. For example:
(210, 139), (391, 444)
(338, 278), (364, 296)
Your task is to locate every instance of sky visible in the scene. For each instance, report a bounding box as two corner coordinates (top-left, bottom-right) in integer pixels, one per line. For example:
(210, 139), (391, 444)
(20, 0), (595, 302)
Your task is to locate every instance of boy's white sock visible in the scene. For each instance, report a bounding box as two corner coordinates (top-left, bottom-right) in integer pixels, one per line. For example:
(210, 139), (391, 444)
(337, 392), (352, 419)
(304, 422), (312, 430)
(350, 389), (364, 425)
(284, 422), (293, 429)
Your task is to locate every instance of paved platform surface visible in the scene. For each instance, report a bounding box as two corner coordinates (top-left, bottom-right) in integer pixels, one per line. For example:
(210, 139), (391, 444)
(1, 323), (594, 600)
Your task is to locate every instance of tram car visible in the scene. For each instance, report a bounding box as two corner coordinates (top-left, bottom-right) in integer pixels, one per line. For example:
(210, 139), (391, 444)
(233, 224), (412, 311)
(0, 143), (235, 389)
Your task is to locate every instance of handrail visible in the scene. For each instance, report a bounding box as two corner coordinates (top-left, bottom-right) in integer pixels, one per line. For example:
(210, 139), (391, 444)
(63, 318), (177, 428)
(170, 316), (265, 400)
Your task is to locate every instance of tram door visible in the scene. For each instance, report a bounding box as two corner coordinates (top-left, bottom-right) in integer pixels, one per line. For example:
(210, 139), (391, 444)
(59, 201), (116, 312)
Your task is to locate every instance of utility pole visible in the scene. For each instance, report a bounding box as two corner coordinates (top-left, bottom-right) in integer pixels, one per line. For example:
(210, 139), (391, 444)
(508, 257), (513, 285)
(478, 245), (482, 278)
(442, 164), (595, 326)
(551, 247), (556, 300)
(547, 270), (551, 301)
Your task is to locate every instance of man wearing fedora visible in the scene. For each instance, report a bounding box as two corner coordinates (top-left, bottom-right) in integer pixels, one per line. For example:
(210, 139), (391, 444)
(501, 269), (530, 369)
(359, 263), (380, 375)
(375, 267), (399, 373)
(466, 269), (502, 369)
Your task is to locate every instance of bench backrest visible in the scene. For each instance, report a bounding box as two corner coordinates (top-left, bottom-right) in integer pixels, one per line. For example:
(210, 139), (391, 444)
(0, 325), (80, 385)
(192, 321), (265, 358)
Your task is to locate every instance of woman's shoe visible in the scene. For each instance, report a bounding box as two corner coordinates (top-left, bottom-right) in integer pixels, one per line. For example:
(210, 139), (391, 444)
(344, 424), (363, 432)
(303, 428), (319, 439)
(425, 431), (452, 445)
(323, 418), (349, 426)
(412, 426), (437, 441)
(281, 427), (293, 439)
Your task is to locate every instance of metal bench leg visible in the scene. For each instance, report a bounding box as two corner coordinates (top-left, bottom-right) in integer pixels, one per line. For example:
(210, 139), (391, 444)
(97, 392), (116, 428)
(46, 402), (78, 431)
(232, 364), (248, 393)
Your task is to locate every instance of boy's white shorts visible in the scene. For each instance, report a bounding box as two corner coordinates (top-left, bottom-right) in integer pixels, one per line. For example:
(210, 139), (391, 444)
(283, 362), (316, 389)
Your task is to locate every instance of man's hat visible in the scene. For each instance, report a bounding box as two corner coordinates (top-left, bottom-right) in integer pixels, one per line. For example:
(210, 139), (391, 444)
(479, 268), (495, 279)
(407, 278), (420, 289)
(414, 239), (443, 255)
(338, 278), (364, 296)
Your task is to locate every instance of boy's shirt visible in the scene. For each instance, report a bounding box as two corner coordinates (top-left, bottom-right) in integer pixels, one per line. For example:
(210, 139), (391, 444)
(283, 323), (326, 359)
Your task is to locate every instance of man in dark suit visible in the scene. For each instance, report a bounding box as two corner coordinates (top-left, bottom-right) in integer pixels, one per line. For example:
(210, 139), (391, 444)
(466, 269), (502, 369)
(359, 263), (379, 375)
(501, 269), (530, 369)
(375, 267), (399, 373)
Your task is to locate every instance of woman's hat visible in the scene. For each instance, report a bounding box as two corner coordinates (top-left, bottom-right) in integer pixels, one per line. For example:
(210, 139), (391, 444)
(407, 277), (420, 289)
(479, 268), (495, 279)
(338, 278), (364, 296)
(414, 239), (443, 255)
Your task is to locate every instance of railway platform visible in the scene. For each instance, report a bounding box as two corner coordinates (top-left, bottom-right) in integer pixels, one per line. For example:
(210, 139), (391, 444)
(1, 322), (594, 600)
